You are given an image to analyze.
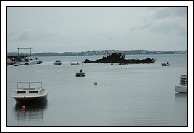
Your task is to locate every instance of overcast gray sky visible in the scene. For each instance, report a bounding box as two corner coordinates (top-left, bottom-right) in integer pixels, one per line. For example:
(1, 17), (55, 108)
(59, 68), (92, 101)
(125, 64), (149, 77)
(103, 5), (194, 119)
(7, 7), (187, 53)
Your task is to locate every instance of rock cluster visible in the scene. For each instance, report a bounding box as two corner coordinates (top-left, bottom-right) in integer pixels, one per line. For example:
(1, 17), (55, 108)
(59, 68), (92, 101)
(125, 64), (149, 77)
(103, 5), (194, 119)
(83, 53), (156, 64)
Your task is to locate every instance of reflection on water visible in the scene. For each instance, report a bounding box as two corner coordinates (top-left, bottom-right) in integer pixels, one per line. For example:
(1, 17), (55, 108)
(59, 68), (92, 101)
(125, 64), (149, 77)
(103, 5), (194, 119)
(175, 93), (187, 102)
(7, 54), (187, 126)
(174, 92), (187, 126)
(14, 102), (48, 122)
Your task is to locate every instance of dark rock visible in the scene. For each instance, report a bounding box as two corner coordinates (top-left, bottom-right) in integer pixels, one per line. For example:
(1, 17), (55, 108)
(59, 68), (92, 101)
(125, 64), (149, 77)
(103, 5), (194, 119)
(82, 59), (95, 63)
(83, 53), (156, 64)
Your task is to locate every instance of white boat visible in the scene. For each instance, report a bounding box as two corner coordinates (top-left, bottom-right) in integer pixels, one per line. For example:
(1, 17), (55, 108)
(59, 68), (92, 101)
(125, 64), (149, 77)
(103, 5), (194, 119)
(12, 82), (48, 104)
(23, 57), (42, 65)
(175, 75), (187, 93)
(25, 58), (37, 65)
(36, 58), (43, 64)
(162, 62), (170, 66)
(54, 60), (62, 65)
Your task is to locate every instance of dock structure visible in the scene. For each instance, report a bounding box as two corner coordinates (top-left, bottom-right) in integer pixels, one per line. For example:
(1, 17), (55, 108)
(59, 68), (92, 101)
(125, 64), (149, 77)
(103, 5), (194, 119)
(7, 47), (42, 65)
(7, 47), (32, 63)
(17, 47), (33, 57)
(8, 47), (32, 59)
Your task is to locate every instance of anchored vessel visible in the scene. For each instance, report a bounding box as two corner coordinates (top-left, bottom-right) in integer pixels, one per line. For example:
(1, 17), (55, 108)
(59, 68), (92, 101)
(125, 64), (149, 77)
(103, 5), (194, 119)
(76, 72), (85, 77)
(12, 82), (48, 104)
(54, 60), (62, 65)
(175, 75), (187, 93)
(162, 63), (170, 66)
(70, 62), (80, 65)
(76, 69), (85, 77)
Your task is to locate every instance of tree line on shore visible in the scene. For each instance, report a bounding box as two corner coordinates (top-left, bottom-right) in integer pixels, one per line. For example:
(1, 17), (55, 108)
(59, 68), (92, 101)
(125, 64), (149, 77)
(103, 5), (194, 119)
(7, 50), (187, 56)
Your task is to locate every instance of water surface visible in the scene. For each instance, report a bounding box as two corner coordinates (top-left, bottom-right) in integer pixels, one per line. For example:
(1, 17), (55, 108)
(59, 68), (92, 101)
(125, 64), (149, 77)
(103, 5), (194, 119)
(7, 54), (187, 126)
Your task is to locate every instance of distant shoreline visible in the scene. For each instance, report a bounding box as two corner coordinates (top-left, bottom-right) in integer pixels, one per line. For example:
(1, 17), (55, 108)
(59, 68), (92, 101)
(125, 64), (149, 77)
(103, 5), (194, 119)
(7, 50), (187, 56)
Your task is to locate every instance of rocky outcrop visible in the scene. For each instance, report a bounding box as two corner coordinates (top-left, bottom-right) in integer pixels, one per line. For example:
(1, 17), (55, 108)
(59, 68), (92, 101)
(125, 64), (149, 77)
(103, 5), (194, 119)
(83, 53), (156, 64)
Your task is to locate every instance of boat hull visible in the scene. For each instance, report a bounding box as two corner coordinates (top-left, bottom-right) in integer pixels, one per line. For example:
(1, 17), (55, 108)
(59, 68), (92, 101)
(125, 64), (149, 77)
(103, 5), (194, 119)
(25, 60), (37, 65)
(54, 63), (62, 65)
(175, 85), (187, 93)
(76, 72), (85, 77)
(162, 63), (170, 66)
(70, 63), (80, 65)
(13, 95), (48, 104)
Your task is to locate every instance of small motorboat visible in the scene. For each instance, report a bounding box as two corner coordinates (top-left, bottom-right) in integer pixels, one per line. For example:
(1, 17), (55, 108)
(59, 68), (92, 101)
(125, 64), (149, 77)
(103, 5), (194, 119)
(12, 82), (48, 104)
(162, 62), (170, 66)
(175, 75), (187, 93)
(76, 72), (85, 77)
(54, 60), (62, 65)
(35, 58), (43, 64)
(70, 62), (80, 65)
(24, 57), (38, 65)
(76, 69), (85, 77)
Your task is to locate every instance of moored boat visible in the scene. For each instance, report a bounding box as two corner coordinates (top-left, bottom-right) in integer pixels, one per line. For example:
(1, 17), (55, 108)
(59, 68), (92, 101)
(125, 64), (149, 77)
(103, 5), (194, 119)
(76, 69), (85, 77)
(54, 60), (62, 65)
(25, 58), (37, 65)
(70, 62), (80, 65)
(175, 75), (187, 93)
(162, 62), (170, 66)
(12, 82), (48, 104)
(76, 72), (85, 77)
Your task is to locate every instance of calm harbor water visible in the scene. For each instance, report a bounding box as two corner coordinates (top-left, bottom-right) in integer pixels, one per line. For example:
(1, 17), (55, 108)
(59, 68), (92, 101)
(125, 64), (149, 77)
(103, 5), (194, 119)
(7, 54), (187, 126)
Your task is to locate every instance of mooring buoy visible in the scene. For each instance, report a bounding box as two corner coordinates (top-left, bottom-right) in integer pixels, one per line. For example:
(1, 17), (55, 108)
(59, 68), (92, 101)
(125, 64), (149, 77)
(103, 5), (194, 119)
(94, 82), (97, 85)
